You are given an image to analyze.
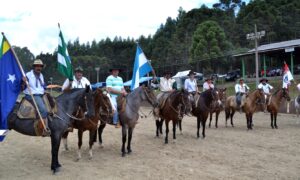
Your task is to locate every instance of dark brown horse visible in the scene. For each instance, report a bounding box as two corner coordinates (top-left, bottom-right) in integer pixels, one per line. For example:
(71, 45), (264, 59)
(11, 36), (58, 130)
(191, 89), (221, 138)
(267, 88), (290, 129)
(62, 88), (113, 160)
(225, 89), (264, 129)
(154, 89), (192, 144)
(208, 88), (227, 128)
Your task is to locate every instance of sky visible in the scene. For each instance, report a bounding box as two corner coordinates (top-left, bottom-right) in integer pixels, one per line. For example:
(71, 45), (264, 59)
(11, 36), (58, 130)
(0, 0), (220, 56)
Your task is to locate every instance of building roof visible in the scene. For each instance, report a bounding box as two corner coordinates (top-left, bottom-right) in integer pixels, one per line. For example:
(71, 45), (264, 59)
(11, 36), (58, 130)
(234, 39), (300, 57)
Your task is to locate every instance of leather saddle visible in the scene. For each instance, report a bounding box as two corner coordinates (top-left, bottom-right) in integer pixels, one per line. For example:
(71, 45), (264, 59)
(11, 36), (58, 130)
(17, 94), (57, 119)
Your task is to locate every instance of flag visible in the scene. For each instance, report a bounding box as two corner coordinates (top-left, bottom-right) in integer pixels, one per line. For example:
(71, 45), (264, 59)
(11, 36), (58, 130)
(131, 45), (153, 90)
(58, 27), (73, 81)
(0, 36), (22, 141)
(282, 62), (293, 88)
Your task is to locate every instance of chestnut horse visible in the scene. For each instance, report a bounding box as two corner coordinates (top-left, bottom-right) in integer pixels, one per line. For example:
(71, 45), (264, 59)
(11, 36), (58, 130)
(267, 88), (290, 129)
(191, 89), (221, 138)
(208, 88), (227, 128)
(225, 89), (264, 129)
(62, 88), (113, 160)
(154, 89), (192, 144)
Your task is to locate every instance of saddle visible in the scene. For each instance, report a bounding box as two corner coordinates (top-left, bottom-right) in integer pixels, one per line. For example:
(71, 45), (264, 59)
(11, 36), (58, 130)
(158, 92), (171, 109)
(117, 95), (126, 114)
(17, 93), (57, 119)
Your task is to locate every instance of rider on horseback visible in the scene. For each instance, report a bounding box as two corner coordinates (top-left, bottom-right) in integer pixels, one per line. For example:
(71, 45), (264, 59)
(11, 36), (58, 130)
(257, 78), (273, 111)
(22, 59), (51, 136)
(106, 67), (127, 128)
(203, 76), (214, 91)
(235, 78), (249, 111)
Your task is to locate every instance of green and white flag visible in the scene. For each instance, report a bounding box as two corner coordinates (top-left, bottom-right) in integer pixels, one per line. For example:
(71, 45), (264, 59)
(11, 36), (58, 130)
(57, 25), (73, 81)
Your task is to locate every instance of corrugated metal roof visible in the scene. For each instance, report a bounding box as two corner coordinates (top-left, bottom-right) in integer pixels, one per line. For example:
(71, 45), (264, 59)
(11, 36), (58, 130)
(234, 39), (300, 57)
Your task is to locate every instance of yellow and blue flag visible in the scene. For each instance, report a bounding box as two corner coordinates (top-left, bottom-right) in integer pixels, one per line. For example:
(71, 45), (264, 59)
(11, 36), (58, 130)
(0, 36), (22, 141)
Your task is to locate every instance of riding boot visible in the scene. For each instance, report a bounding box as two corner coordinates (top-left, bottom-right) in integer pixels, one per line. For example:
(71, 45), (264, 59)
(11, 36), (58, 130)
(42, 118), (51, 137)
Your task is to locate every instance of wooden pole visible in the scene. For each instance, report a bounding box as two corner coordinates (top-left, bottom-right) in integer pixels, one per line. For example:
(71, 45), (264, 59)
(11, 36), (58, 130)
(1, 32), (47, 131)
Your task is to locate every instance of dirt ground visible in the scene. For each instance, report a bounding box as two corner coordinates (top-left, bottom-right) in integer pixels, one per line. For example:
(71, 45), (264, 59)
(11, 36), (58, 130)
(0, 107), (300, 180)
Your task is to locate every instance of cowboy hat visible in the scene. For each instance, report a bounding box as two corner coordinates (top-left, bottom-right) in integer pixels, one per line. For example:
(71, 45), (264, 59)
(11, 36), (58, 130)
(32, 59), (44, 67)
(259, 78), (268, 83)
(187, 70), (196, 76)
(109, 66), (123, 72)
(204, 77), (212, 81)
(239, 78), (244, 82)
(74, 66), (84, 72)
(163, 70), (172, 75)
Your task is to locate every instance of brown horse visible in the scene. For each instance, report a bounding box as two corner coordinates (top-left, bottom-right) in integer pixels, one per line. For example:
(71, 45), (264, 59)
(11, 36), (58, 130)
(208, 88), (227, 128)
(62, 88), (113, 160)
(154, 89), (192, 144)
(225, 89), (264, 129)
(267, 88), (290, 129)
(191, 89), (221, 138)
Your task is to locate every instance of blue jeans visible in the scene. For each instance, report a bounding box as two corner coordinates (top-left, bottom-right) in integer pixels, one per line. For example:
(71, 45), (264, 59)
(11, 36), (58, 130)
(25, 94), (48, 118)
(111, 96), (118, 124)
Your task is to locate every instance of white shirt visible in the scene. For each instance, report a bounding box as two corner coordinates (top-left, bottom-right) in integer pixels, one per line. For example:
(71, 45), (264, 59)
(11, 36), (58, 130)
(235, 83), (249, 93)
(184, 78), (197, 92)
(203, 82), (214, 91)
(62, 76), (91, 91)
(23, 70), (45, 95)
(258, 83), (273, 94)
(297, 83), (300, 91)
(160, 77), (175, 92)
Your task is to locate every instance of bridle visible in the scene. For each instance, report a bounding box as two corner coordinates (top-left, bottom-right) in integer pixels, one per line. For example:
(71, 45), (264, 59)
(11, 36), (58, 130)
(142, 87), (158, 108)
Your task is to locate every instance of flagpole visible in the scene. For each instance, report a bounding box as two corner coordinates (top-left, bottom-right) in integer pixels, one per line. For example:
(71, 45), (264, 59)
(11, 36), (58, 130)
(1, 32), (47, 132)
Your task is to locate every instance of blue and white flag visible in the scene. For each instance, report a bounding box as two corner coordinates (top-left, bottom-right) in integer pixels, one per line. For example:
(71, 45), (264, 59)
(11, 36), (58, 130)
(130, 45), (153, 90)
(282, 62), (293, 89)
(0, 36), (23, 142)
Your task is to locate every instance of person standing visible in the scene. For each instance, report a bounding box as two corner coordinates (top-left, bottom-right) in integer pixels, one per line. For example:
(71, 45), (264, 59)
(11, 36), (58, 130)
(106, 67), (127, 128)
(62, 66), (91, 91)
(23, 59), (50, 136)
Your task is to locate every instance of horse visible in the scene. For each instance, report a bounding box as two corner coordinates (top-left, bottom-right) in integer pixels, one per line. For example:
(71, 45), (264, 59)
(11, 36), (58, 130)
(295, 95), (300, 118)
(191, 89), (221, 138)
(7, 86), (95, 173)
(62, 88), (113, 160)
(267, 88), (291, 129)
(225, 89), (264, 130)
(154, 89), (192, 144)
(208, 88), (227, 128)
(97, 86), (158, 157)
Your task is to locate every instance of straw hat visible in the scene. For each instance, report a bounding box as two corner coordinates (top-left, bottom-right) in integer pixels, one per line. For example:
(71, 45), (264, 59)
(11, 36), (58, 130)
(32, 59), (44, 67)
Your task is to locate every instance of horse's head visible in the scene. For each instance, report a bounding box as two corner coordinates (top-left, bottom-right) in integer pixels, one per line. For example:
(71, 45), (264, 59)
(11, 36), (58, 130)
(216, 88), (227, 108)
(141, 86), (158, 107)
(77, 85), (95, 119)
(94, 88), (114, 120)
(282, 88), (291, 101)
(179, 89), (192, 113)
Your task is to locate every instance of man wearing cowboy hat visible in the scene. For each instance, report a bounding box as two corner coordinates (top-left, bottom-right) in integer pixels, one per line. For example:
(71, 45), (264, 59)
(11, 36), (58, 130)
(235, 78), (250, 110)
(23, 59), (50, 136)
(157, 70), (176, 98)
(202, 76), (214, 91)
(106, 67), (127, 128)
(184, 70), (198, 93)
(61, 66), (91, 91)
(258, 78), (273, 95)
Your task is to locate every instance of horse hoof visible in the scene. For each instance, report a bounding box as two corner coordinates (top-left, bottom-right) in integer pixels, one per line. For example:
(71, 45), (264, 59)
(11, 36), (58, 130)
(271, 126), (274, 129)
(52, 167), (61, 174)
(122, 153), (126, 157)
(275, 126), (278, 129)
(180, 131), (183, 135)
(99, 144), (104, 149)
(127, 150), (132, 154)
(165, 140), (168, 144)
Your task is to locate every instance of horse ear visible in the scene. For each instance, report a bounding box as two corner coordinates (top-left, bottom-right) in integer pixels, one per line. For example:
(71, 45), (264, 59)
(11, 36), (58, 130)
(223, 88), (227, 91)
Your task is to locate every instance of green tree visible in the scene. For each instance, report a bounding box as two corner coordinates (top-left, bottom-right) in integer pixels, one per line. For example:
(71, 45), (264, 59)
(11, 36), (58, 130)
(190, 20), (231, 73)
(13, 46), (35, 72)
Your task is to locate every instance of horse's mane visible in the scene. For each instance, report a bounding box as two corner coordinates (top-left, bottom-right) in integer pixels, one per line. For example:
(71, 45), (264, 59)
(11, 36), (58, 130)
(273, 89), (280, 95)
(57, 88), (85, 99)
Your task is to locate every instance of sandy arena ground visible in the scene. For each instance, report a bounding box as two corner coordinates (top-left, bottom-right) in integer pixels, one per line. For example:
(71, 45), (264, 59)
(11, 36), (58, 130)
(0, 107), (300, 180)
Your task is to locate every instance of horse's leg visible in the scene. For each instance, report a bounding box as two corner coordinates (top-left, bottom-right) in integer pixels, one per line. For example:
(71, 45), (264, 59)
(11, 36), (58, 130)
(160, 119), (164, 134)
(121, 125), (127, 157)
(249, 113), (253, 130)
(156, 119), (160, 137)
(215, 111), (220, 128)
(209, 112), (213, 128)
(88, 130), (96, 159)
(201, 117), (207, 138)
(246, 114), (250, 130)
(230, 110), (235, 127)
(270, 113), (274, 129)
(77, 130), (83, 161)
(127, 127), (134, 154)
(98, 123), (106, 147)
(225, 109), (230, 127)
(274, 112), (278, 129)
(51, 132), (62, 174)
(178, 120), (182, 134)
(165, 120), (169, 144)
(62, 131), (69, 151)
(197, 116), (200, 138)
(172, 120), (176, 141)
